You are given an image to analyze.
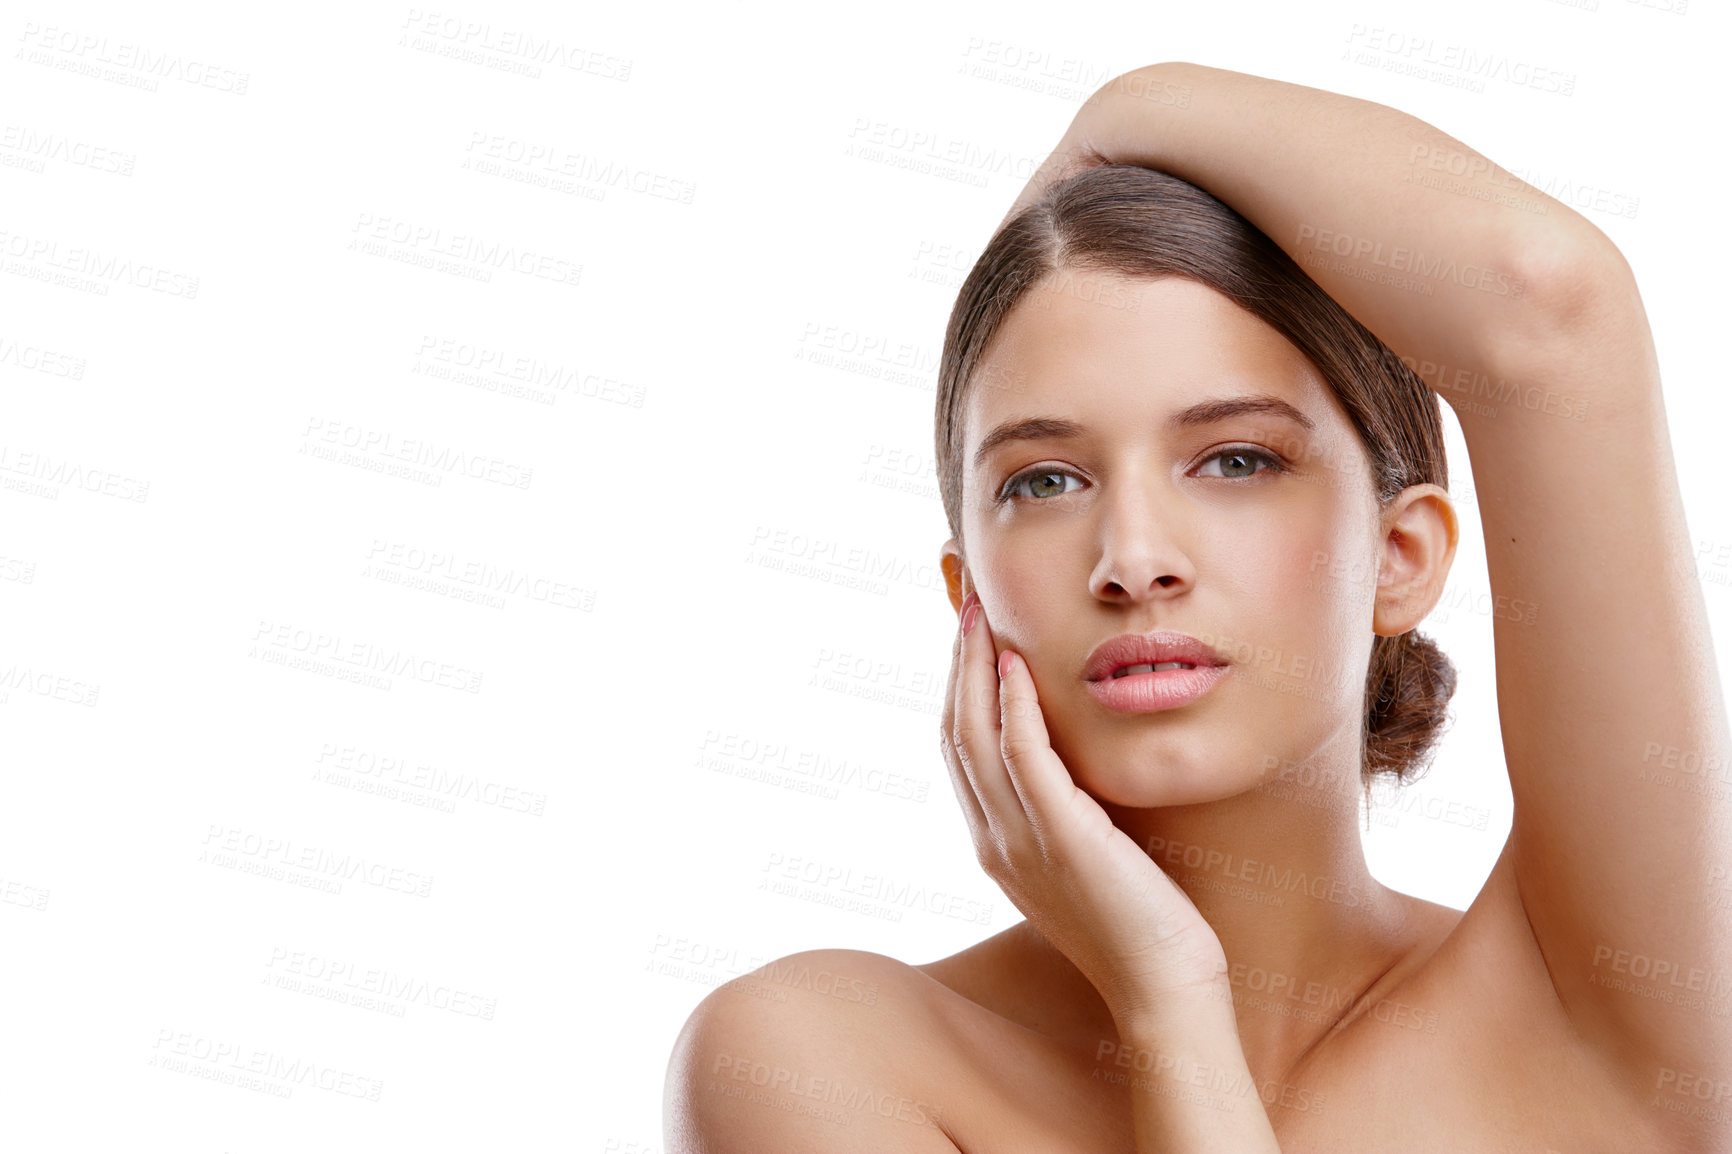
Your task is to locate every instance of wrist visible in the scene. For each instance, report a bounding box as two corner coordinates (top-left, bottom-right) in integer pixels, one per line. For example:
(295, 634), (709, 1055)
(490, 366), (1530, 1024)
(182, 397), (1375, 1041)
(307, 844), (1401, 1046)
(1103, 1007), (1279, 1150)
(1065, 72), (1184, 181)
(1108, 978), (1241, 1049)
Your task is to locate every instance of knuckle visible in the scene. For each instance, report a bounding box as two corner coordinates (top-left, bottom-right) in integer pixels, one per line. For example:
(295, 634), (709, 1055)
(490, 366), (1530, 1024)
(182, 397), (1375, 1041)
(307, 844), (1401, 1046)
(1002, 831), (1035, 866)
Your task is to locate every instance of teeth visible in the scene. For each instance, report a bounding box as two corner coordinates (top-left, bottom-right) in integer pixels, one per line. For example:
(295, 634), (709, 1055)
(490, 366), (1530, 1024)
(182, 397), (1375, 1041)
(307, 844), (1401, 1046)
(1111, 661), (1195, 678)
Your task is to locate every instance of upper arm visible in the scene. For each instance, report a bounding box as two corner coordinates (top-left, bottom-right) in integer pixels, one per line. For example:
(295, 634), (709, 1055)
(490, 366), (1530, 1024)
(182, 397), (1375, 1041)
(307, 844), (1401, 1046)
(1453, 232), (1732, 1094)
(663, 950), (963, 1154)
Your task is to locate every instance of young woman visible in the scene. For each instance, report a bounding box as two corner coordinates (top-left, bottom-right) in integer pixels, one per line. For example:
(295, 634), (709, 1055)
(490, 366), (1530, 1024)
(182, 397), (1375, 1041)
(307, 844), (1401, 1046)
(665, 62), (1730, 1152)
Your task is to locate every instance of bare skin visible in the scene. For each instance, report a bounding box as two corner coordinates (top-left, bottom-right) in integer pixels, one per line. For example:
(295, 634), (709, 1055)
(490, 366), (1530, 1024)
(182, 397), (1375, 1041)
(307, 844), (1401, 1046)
(665, 62), (1731, 1152)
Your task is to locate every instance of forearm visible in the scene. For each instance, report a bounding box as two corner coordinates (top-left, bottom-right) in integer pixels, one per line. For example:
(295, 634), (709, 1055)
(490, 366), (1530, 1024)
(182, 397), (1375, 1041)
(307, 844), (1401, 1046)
(1049, 61), (1609, 374)
(1107, 992), (1282, 1153)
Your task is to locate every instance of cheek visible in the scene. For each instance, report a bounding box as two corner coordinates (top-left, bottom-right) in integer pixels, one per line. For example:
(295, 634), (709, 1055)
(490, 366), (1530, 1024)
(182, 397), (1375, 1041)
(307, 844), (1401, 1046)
(1238, 479), (1377, 601)
(971, 550), (1056, 654)
(1269, 507), (1381, 715)
(1200, 506), (1341, 607)
(1200, 496), (1376, 683)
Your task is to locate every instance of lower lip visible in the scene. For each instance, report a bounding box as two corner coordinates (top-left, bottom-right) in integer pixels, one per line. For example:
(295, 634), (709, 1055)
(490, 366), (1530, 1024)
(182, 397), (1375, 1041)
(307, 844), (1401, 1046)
(1085, 665), (1231, 713)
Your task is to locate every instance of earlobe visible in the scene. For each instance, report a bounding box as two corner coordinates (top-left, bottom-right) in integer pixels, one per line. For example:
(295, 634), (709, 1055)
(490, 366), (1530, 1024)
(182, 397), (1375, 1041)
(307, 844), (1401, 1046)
(1371, 484), (1460, 636)
(940, 539), (972, 615)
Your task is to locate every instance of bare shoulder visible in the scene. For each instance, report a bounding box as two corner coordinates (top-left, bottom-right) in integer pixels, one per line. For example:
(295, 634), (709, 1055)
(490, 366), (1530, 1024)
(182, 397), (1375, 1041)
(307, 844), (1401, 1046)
(663, 943), (1127, 1153)
(1302, 852), (1698, 1153)
(913, 920), (1120, 1049)
(663, 949), (963, 1153)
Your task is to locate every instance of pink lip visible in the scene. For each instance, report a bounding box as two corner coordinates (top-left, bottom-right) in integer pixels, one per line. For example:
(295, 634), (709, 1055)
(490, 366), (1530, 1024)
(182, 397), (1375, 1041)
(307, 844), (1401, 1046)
(1085, 664), (1231, 713)
(1081, 630), (1232, 714)
(1082, 630), (1230, 683)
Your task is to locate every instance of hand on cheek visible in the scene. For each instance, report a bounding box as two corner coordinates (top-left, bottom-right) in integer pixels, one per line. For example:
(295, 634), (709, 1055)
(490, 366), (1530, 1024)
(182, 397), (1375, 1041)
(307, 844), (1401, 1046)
(940, 592), (1232, 1023)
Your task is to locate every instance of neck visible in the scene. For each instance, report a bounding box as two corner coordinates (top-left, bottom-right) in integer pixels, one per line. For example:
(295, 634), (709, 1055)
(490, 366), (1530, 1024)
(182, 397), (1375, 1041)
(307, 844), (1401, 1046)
(1097, 728), (1430, 1091)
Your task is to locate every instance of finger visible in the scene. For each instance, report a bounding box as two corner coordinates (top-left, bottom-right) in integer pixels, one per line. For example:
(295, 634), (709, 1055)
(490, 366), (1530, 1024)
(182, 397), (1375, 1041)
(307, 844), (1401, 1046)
(953, 601), (1028, 833)
(940, 597), (988, 842)
(995, 648), (1070, 830)
(947, 595), (1000, 841)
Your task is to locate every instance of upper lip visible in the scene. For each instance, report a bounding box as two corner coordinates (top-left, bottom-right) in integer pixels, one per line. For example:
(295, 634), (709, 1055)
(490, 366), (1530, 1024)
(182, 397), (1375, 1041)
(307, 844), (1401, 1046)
(1083, 631), (1230, 682)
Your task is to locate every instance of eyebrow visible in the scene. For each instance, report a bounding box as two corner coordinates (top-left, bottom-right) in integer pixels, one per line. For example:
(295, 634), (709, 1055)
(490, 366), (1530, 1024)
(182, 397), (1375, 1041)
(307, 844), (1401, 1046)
(971, 393), (1317, 472)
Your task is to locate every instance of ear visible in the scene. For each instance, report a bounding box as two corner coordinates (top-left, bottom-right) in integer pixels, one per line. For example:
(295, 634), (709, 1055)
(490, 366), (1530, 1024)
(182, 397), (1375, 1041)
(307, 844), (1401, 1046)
(1372, 484), (1460, 636)
(939, 538), (973, 615)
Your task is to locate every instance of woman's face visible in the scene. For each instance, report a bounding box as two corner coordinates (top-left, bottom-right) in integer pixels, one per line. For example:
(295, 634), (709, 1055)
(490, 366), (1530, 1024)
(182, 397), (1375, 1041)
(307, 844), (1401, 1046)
(950, 271), (1387, 808)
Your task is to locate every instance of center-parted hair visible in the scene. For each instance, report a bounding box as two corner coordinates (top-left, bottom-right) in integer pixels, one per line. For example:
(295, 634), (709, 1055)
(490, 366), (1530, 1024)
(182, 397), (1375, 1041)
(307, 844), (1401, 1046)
(934, 164), (1456, 789)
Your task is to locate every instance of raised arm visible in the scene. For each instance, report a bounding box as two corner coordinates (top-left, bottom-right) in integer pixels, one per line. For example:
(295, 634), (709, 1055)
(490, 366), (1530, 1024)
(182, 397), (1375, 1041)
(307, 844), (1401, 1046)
(1001, 61), (1619, 375)
(1012, 61), (1731, 1139)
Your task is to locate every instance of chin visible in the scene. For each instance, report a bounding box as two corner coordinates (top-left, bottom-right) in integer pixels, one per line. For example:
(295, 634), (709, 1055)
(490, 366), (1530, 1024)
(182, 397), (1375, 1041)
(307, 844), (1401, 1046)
(1056, 734), (1266, 810)
(1084, 770), (1259, 811)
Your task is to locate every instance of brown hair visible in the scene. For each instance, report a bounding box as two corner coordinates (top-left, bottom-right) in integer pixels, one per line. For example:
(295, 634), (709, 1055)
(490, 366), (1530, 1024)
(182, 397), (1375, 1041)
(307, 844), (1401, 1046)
(934, 164), (1456, 789)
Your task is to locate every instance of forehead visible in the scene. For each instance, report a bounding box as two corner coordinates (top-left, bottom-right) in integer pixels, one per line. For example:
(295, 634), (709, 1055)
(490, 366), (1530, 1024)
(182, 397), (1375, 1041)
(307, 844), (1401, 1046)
(964, 272), (1339, 450)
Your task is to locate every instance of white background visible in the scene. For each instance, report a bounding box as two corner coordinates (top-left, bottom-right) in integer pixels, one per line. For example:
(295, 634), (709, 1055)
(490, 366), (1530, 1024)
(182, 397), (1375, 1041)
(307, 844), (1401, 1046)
(2, 0), (1725, 1150)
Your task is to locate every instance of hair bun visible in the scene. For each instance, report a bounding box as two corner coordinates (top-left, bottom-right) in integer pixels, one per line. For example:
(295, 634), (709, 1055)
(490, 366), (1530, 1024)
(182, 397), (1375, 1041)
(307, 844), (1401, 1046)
(1362, 630), (1458, 786)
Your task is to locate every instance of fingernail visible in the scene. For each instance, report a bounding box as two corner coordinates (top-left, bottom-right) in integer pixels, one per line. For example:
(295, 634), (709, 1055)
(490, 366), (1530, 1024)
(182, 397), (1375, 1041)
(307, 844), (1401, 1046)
(960, 592), (980, 636)
(997, 650), (1013, 679)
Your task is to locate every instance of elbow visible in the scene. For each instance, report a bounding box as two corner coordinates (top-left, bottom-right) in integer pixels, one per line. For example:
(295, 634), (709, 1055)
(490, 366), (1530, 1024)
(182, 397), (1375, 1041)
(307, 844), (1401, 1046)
(1504, 215), (1639, 335)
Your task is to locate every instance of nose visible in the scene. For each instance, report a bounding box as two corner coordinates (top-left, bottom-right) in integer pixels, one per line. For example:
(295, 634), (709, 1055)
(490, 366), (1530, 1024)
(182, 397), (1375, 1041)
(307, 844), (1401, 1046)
(1087, 471), (1196, 602)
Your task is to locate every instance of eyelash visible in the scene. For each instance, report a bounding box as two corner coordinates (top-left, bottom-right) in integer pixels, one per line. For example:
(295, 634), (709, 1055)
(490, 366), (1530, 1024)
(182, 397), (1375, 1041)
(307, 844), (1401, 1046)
(994, 447), (1289, 504)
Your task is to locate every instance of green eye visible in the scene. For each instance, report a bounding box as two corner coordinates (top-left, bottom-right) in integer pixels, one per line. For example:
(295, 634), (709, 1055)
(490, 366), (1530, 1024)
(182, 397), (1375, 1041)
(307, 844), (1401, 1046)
(998, 469), (1085, 503)
(995, 449), (1287, 505)
(1196, 448), (1283, 479)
